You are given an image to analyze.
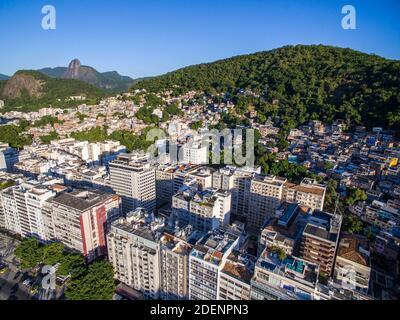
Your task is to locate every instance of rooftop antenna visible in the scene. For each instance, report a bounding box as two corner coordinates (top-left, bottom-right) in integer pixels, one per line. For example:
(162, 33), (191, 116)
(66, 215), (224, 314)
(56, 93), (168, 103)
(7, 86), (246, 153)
(333, 195), (341, 216)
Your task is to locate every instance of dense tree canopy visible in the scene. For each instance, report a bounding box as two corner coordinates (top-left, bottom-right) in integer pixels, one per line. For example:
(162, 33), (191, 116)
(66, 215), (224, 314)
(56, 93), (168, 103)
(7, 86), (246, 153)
(346, 188), (368, 205)
(132, 45), (400, 130)
(0, 124), (33, 149)
(70, 126), (158, 152)
(14, 238), (115, 300)
(64, 260), (115, 300)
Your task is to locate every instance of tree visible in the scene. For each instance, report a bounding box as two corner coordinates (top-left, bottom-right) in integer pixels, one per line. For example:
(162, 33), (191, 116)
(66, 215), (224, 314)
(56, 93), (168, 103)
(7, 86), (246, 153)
(343, 214), (364, 234)
(65, 260), (116, 300)
(324, 179), (338, 210)
(42, 242), (65, 266)
(131, 45), (400, 130)
(346, 188), (368, 205)
(0, 180), (15, 190)
(190, 121), (203, 130)
(58, 253), (86, 279)
(14, 238), (44, 269)
(40, 131), (59, 144)
(271, 246), (286, 260)
(0, 124), (33, 149)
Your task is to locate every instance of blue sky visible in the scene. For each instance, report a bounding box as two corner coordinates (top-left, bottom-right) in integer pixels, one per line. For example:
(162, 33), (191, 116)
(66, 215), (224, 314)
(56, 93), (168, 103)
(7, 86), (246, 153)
(0, 0), (399, 78)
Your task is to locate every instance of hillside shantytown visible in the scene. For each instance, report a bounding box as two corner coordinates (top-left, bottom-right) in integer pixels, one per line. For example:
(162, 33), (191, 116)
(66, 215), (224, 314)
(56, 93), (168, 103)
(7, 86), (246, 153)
(0, 45), (399, 301)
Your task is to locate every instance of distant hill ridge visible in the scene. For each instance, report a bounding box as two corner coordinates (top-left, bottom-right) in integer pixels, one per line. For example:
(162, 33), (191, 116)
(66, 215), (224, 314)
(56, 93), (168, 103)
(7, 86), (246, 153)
(38, 59), (134, 92)
(132, 44), (400, 129)
(0, 70), (105, 112)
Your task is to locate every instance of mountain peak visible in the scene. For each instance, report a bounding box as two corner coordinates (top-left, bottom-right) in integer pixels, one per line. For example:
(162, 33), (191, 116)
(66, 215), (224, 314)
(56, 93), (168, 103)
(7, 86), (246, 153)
(65, 59), (82, 79)
(38, 59), (134, 92)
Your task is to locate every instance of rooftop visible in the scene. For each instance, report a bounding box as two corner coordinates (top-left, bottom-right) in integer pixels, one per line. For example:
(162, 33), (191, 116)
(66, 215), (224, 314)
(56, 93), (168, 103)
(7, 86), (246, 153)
(191, 229), (239, 266)
(51, 189), (117, 211)
(257, 248), (319, 288)
(337, 232), (370, 267)
(221, 250), (256, 284)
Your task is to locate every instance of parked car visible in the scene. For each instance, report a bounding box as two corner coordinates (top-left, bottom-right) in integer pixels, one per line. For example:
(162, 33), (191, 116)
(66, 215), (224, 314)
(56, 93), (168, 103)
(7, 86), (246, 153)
(0, 263), (8, 274)
(13, 271), (21, 280)
(23, 278), (33, 288)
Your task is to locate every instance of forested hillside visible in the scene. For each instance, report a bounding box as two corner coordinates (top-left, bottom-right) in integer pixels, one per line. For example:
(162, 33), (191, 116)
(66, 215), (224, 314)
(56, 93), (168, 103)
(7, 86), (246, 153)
(132, 45), (400, 130)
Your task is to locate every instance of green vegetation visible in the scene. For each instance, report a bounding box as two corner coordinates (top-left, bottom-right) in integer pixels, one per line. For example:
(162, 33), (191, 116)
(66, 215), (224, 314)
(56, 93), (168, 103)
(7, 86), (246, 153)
(324, 179), (338, 211)
(112, 112), (127, 119)
(164, 101), (184, 117)
(0, 124), (33, 149)
(133, 45), (400, 131)
(270, 246), (286, 260)
(0, 180), (16, 191)
(256, 152), (308, 183)
(33, 115), (63, 127)
(190, 121), (203, 130)
(70, 126), (159, 152)
(76, 112), (87, 123)
(64, 260), (115, 300)
(144, 93), (164, 108)
(15, 238), (45, 269)
(109, 126), (159, 152)
(71, 126), (108, 143)
(210, 113), (250, 130)
(40, 131), (59, 144)
(343, 214), (364, 234)
(136, 106), (160, 125)
(346, 188), (368, 205)
(14, 238), (115, 300)
(0, 70), (107, 112)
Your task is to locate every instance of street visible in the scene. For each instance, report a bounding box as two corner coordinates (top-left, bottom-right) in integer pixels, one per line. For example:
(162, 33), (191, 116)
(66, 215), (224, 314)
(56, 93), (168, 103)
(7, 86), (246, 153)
(0, 232), (62, 300)
(0, 233), (31, 300)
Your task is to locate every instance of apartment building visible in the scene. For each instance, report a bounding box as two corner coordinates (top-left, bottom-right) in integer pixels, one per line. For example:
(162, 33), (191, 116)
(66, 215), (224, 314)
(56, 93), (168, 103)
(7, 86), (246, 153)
(109, 153), (156, 214)
(189, 229), (241, 300)
(106, 208), (163, 299)
(182, 142), (208, 165)
(48, 189), (121, 261)
(334, 233), (371, 293)
(0, 192), (5, 229)
(218, 250), (256, 300)
(172, 185), (231, 232)
(284, 178), (326, 211)
(259, 203), (311, 256)
(0, 188), (20, 234)
(364, 200), (400, 231)
(0, 143), (19, 172)
(299, 211), (342, 276)
(212, 166), (261, 221)
(187, 167), (214, 190)
(251, 248), (321, 300)
(212, 167), (325, 230)
(159, 226), (204, 300)
(247, 175), (287, 228)
(155, 163), (202, 209)
(0, 181), (55, 239)
(13, 181), (56, 239)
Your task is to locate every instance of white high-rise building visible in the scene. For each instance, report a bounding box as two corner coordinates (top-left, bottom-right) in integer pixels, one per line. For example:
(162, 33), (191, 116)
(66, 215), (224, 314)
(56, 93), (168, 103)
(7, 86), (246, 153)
(182, 142), (208, 165)
(189, 229), (241, 300)
(172, 185), (231, 232)
(159, 225), (203, 300)
(109, 153), (156, 214)
(107, 208), (164, 299)
(247, 175), (287, 228)
(0, 181), (55, 240)
(284, 178), (326, 211)
(0, 188), (20, 235)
